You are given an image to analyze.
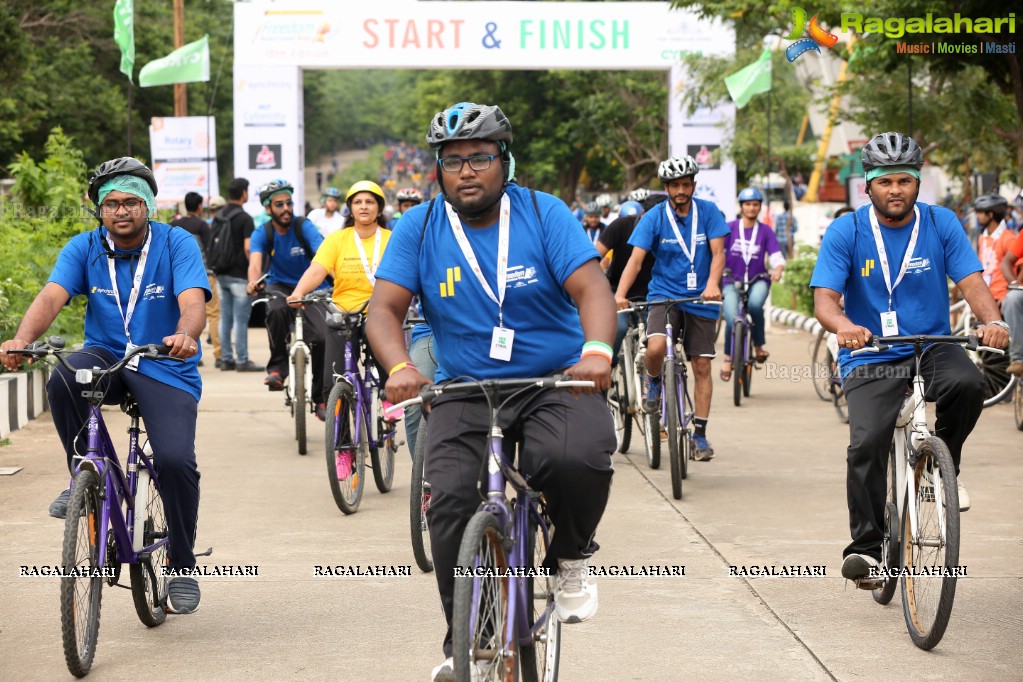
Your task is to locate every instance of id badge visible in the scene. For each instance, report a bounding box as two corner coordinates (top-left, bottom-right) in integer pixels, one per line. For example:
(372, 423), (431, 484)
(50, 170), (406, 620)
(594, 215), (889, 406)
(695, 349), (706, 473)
(490, 327), (515, 361)
(124, 341), (141, 371)
(687, 271), (698, 289)
(880, 311), (898, 338)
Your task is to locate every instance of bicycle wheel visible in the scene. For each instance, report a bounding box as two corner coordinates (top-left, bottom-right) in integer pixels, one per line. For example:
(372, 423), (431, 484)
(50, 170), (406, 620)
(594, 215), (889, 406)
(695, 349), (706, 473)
(370, 415), (396, 494)
(957, 330), (1015, 407)
(1015, 382), (1023, 431)
(60, 470), (104, 678)
(811, 329), (832, 402)
(409, 419), (433, 573)
(130, 465), (169, 627)
(665, 359), (684, 500)
(294, 346), (307, 455)
(831, 371), (848, 424)
(900, 436), (960, 650)
(732, 322), (745, 407)
(872, 443), (900, 605)
(453, 511), (515, 681)
(520, 506), (560, 682)
(642, 410), (661, 470)
(324, 383), (366, 515)
(609, 360), (632, 454)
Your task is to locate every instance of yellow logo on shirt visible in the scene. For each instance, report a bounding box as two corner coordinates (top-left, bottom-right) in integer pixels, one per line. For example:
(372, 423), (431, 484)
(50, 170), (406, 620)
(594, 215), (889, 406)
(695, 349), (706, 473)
(439, 267), (461, 297)
(861, 259), (875, 277)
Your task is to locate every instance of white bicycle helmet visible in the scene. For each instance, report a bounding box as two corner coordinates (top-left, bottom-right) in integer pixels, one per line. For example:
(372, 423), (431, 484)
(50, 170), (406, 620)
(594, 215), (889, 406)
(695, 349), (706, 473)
(658, 156), (699, 182)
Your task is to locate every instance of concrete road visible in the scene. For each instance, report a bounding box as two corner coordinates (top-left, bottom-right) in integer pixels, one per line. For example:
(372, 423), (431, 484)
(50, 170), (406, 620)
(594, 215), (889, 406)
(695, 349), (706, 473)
(1, 322), (1021, 681)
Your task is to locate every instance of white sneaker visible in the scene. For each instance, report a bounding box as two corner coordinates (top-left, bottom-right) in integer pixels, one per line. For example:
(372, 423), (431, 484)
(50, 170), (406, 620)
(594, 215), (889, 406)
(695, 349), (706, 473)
(957, 480), (970, 512)
(430, 657), (482, 682)
(554, 557), (598, 623)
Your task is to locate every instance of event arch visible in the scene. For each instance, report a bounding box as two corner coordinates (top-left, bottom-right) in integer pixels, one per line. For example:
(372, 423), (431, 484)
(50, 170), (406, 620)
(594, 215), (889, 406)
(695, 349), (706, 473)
(233, 0), (735, 215)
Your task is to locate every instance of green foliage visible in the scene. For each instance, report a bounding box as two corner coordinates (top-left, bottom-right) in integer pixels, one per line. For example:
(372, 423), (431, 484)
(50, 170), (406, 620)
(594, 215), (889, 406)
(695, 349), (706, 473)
(772, 244), (818, 315)
(0, 128), (90, 362)
(332, 145), (389, 193)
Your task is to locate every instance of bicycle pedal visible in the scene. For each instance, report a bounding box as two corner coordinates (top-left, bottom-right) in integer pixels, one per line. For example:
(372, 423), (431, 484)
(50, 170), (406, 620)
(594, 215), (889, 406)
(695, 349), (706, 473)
(853, 576), (884, 590)
(195, 546), (213, 557)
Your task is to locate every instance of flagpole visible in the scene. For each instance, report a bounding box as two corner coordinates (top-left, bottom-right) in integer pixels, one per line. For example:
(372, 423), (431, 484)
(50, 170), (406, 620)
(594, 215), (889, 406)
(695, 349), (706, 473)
(127, 81), (133, 156)
(766, 88), (771, 179)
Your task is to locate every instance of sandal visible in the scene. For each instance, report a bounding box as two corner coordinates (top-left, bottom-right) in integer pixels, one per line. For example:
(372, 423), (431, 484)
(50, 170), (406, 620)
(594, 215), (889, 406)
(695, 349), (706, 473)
(754, 350), (770, 364)
(719, 361), (733, 382)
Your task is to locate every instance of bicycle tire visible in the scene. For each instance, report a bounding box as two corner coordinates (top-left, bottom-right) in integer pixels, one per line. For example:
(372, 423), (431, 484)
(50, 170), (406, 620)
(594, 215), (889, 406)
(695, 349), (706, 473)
(956, 329), (1016, 407)
(409, 419), (433, 573)
(900, 436), (960, 650)
(370, 416), (396, 494)
(60, 470), (104, 678)
(811, 329), (832, 402)
(1015, 382), (1023, 431)
(453, 511), (515, 681)
(610, 361), (632, 454)
(643, 411), (661, 470)
(520, 506), (560, 682)
(324, 383), (366, 515)
(130, 465), (169, 627)
(872, 443), (900, 605)
(733, 322), (745, 407)
(665, 359), (683, 500)
(294, 347), (307, 455)
(631, 347), (645, 433)
(832, 373), (849, 424)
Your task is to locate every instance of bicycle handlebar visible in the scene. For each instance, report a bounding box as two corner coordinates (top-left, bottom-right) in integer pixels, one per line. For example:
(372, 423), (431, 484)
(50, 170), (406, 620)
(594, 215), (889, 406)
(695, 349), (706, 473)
(390, 377), (596, 411)
(252, 288), (331, 308)
(850, 334), (1004, 357)
(624, 297), (723, 314)
(5, 336), (184, 378)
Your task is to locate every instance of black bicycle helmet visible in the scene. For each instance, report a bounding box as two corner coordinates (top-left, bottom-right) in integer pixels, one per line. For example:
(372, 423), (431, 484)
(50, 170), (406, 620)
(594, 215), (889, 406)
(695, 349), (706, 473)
(87, 157), (158, 205)
(259, 179), (294, 206)
(861, 132), (924, 173)
(426, 102), (513, 150)
(973, 193), (1008, 212)
(658, 156), (699, 182)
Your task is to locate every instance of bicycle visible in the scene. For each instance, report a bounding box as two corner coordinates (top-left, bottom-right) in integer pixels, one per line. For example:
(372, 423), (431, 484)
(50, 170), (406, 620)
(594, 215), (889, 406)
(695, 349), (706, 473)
(403, 315), (435, 573)
(615, 306), (655, 467)
(638, 297), (721, 500)
(8, 337), (198, 677)
(392, 376), (594, 682)
(948, 297), (1016, 407)
(1015, 381), (1023, 432)
(811, 330), (849, 423)
(852, 334), (1002, 650)
(724, 272), (771, 407)
(323, 301), (397, 515)
(607, 309), (640, 455)
(252, 288), (330, 455)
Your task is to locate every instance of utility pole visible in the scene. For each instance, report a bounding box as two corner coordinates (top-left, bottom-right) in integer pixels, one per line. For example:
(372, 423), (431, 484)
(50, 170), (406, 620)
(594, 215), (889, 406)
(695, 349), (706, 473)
(173, 0), (187, 116)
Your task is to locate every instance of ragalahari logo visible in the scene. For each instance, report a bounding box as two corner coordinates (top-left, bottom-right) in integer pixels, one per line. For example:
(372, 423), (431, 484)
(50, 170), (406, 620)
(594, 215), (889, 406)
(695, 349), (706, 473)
(785, 7), (839, 62)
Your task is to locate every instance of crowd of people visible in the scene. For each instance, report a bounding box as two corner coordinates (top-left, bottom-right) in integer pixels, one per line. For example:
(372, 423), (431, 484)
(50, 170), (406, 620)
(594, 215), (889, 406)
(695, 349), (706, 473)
(2, 102), (1022, 680)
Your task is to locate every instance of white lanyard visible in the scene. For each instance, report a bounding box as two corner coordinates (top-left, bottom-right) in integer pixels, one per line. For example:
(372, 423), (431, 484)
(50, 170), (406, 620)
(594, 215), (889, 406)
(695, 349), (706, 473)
(868, 205), (921, 311)
(353, 227), (382, 285)
(104, 226), (153, 344)
(737, 222), (759, 283)
(445, 194), (510, 326)
(665, 200), (698, 273)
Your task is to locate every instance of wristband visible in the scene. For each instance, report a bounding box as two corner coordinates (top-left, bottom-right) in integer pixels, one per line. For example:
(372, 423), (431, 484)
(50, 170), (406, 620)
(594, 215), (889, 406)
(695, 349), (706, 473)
(389, 361), (417, 375)
(581, 349), (613, 364)
(581, 341), (614, 364)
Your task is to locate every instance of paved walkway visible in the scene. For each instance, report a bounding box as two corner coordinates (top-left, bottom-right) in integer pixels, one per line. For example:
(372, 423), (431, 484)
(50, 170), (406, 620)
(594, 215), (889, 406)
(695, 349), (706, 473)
(1, 324), (1021, 681)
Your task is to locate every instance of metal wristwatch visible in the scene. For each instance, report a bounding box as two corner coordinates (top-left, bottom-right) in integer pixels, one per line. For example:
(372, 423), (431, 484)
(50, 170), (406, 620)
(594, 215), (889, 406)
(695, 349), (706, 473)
(985, 320), (1010, 332)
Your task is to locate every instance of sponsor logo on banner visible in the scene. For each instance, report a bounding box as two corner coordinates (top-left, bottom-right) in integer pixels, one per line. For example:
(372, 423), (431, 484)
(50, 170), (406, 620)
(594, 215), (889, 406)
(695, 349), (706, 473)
(250, 144), (282, 170)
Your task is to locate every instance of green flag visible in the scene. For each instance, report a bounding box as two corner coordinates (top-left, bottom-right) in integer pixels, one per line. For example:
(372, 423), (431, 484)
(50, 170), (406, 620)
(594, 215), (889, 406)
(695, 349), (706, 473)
(113, 0), (135, 80)
(139, 35), (210, 88)
(724, 48), (772, 109)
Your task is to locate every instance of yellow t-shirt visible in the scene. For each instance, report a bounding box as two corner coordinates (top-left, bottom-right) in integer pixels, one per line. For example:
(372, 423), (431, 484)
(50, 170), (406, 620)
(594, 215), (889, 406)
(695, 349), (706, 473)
(313, 226), (391, 311)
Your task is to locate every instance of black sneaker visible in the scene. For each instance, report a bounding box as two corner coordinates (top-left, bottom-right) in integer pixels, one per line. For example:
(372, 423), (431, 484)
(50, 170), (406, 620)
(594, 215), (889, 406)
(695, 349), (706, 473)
(167, 576), (201, 614)
(214, 359), (224, 369)
(49, 489), (71, 519)
(264, 371), (285, 390)
(235, 360), (263, 373)
(841, 553), (880, 580)
(315, 403), (326, 421)
(220, 359), (236, 371)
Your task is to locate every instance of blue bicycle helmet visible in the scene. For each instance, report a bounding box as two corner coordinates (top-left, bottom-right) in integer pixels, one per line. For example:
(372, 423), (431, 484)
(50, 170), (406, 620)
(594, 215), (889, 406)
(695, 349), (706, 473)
(618, 200), (644, 217)
(738, 187), (764, 203)
(323, 187), (341, 199)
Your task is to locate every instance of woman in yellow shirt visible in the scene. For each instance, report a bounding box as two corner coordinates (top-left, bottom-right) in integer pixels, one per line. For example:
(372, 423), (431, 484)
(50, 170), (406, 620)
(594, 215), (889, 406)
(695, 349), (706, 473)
(289, 181), (393, 429)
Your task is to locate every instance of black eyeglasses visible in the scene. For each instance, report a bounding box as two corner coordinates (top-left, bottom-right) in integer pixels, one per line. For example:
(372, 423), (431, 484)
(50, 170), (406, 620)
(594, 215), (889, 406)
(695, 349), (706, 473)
(272, 200), (294, 209)
(100, 198), (146, 214)
(437, 154), (496, 174)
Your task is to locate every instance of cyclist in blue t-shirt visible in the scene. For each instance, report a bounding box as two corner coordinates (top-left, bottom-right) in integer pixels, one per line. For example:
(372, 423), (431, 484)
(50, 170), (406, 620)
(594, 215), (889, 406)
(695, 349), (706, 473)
(614, 155), (728, 462)
(810, 132), (1009, 583)
(0, 158), (211, 615)
(365, 102), (616, 682)
(246, 179), (330, 403)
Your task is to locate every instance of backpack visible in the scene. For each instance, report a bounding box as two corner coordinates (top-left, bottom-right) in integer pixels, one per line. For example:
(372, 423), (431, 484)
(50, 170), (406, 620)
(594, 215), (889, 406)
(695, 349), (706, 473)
(262, 216), (315, 274)
(207, 204), (247, 274)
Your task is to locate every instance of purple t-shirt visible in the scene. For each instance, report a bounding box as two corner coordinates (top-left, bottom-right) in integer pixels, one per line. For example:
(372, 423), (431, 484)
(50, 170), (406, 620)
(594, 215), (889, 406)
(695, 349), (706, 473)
(723, 220), (782, 285)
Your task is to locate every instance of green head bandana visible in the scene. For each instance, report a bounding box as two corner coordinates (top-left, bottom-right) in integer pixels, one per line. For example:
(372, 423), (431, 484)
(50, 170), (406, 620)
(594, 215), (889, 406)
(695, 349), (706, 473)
(262, 188), (293, 207)
(98, 175), (157, 215)
(865, 166), (921, 182)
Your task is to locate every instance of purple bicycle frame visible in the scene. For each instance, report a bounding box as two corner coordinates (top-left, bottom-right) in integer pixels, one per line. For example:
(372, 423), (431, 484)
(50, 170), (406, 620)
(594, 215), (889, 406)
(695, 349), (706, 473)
(329, 321), (390, 453)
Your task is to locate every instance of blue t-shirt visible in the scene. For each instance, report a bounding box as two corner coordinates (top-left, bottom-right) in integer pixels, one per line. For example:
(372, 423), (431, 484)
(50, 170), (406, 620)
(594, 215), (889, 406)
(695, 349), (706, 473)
(375, 184), (599, 381)
(48, 222), (212, 401)
(810, 202), (981, 378)
(249, 217), (325, 287)
(628, 197), (729, 319)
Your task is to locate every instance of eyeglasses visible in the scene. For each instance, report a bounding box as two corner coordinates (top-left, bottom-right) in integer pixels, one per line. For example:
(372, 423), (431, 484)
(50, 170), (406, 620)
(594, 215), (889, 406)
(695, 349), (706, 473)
(437, 154), (497, 174)
(100, 198), (146, 214)
(272, 200), (294, 209)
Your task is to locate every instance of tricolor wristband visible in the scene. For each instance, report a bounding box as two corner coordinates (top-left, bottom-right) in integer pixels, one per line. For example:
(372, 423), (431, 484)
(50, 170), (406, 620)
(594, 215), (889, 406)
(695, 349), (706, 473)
(389, 361), (417, 375)
(581, 341), (614, 364)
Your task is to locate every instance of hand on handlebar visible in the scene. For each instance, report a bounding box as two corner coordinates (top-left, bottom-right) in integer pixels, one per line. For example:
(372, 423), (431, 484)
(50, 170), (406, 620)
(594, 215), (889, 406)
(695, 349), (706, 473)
(563, 355), (611, 395)
(615, 293), (631, 311)
(0, 337), (33, 371)
(161, 332), (200, 360)
(385, 366), (432, 405)
(835, 323), (873, 351)
(975, 322), (1010, 349)
(702, 283), (722, 302)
